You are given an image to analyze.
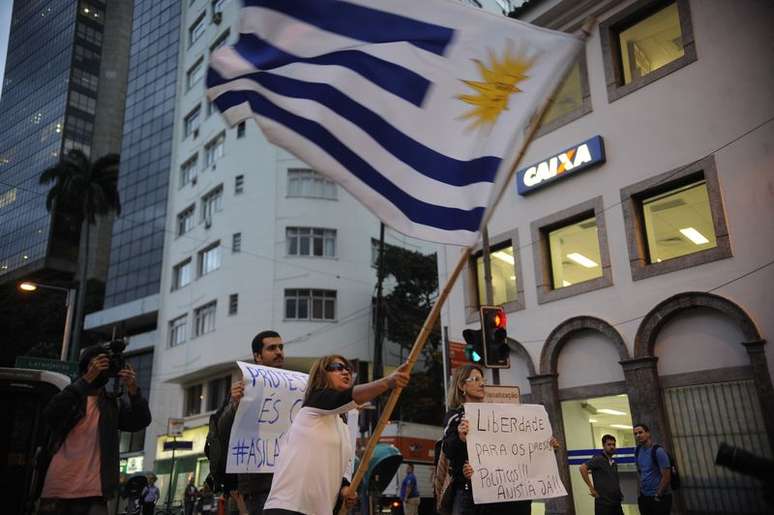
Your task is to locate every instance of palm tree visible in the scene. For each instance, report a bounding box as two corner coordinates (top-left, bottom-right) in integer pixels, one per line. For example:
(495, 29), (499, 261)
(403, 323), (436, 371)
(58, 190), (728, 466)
(40, 149), (121, 361)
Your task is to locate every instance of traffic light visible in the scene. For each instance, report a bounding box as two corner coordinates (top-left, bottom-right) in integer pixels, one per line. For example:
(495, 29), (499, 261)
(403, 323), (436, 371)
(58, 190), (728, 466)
(481, 306), (509, 368)
(462, 329), (483, 364)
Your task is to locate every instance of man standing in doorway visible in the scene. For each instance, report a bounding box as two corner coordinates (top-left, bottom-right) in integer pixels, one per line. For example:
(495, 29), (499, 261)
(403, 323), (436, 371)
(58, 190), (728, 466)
(579, 434), (624, 515)
(634, 423), (672, 515)
(217, 330), (285, 515)
(400, 463), (420, 515)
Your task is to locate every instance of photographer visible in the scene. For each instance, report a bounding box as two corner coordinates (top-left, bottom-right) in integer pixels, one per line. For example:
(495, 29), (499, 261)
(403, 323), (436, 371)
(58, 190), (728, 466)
(37, 344), (152, 514)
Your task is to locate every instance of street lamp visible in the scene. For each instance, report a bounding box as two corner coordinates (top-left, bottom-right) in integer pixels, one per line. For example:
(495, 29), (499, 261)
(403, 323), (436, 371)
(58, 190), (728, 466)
(18, 281), (77, 361)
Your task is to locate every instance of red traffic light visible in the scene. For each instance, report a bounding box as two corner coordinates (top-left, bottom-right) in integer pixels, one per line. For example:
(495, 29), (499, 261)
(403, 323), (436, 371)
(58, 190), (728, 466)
(493, 309), (506, 329)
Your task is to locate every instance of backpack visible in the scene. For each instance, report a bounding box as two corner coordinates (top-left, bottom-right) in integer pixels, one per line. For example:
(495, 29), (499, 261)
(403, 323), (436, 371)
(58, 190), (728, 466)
(635, 444), (681, 491)
(204, 402), (237, 493)
(432, 439), (454, 515)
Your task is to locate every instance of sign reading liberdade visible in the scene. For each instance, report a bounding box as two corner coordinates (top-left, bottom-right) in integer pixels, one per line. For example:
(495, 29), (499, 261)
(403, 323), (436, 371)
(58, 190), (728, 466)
(465, 403), (567, 504)
(226, 362), (308, 474)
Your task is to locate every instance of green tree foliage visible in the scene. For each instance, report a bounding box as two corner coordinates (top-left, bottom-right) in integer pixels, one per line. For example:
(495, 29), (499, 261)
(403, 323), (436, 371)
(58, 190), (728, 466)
(378, 245), (445, 425)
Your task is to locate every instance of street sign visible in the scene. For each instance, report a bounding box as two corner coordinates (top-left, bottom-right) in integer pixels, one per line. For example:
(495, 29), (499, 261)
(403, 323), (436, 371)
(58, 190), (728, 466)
(15, 356), (78, 379)
(483, 385), (520, 404)
(167, 417), (185, 437)
(163, 440), (193, 451)
(448, 340), (468, 370)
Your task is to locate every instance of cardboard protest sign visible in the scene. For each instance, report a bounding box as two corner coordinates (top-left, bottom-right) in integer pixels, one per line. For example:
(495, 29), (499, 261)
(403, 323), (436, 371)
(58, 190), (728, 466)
(226, 362), (308, 473)
(465, 403), (567, 503)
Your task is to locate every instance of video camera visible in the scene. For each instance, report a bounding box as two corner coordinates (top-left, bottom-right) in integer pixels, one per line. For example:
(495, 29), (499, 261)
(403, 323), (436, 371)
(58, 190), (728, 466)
(98, 338), (127, 378)
(715, 442), (774, 505)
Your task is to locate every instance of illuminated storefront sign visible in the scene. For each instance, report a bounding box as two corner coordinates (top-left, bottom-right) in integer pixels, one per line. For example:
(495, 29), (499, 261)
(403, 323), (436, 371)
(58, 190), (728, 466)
(516, 135), (605, 195)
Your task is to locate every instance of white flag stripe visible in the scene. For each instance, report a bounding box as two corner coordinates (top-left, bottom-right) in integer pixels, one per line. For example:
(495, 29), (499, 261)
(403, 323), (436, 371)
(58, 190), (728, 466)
(222, 104), (479, 245)
(208, 77), (493, 209)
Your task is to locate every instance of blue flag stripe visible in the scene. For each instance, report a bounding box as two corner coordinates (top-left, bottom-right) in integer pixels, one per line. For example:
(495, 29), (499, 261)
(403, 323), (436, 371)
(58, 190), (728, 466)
(232, 33), (431, 107)
(207, 69), (500, 187)
(213, 89), (485, 232)
(243, 0), (455, 57)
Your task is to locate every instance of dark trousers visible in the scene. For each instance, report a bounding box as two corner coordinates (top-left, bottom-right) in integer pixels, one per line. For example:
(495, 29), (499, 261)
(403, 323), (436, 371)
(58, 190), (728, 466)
(452, 487), (532, 515)
(638, 494), (672, 515)
(595, 500), (624, 515)
(142, 501), (156, 515)
(39, 497), (108, 515)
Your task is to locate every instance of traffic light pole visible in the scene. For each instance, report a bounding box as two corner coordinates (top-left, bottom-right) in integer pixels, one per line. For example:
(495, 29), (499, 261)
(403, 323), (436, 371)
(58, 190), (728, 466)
(481, 227), (500, 385)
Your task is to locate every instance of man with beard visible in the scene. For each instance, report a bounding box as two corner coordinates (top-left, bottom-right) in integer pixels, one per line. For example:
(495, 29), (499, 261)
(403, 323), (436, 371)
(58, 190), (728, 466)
(37, 345), (152, 514)
(217, 330), (285, 515)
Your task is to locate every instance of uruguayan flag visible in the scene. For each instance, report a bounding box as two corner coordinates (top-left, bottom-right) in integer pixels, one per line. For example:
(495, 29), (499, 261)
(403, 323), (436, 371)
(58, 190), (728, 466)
(207, 0), (582, 245)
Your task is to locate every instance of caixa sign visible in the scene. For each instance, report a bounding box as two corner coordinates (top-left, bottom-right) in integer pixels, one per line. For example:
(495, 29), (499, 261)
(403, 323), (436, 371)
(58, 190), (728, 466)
(516, 135), (605, 195)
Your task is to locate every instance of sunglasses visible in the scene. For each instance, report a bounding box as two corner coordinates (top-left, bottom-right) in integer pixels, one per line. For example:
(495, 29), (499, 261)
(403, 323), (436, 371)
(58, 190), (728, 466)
(464, 376), (485, 384)
(325, 362), (353, 373)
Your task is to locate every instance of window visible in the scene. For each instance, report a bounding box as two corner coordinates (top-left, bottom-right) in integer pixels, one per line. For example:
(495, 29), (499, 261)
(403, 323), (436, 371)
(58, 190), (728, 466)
(177, 205), (195, 236)
(184, 384), (203, 416)
(69, 91), (96, 114)
(169, 315), (187, 347)
(232, 232), (242, 252)
(210, 29), (230, 53)
(205, 132), (225, 166)
(71, 67), (99, 91)
(179, 154), (198, 188)
(237, 121), (246, 138)
(198, 242), (221, 276)
(285, 289), (336, 320)
(530, 197), (612, 304)
(286, 227), (336, 257)
(600, 0), (696, 101)
(548, 217), (603, 288)
(475, 244), (517, 306)
(206, 99), (214, 117)
(620, 155), (731, 280)
(642, 182), (717, 263)
(201, 185), (223, 222)
(76, 23), (102, 46)
(172, 258), (192, 290)
(287, 169), (337, 199)
(184, 105), (201, 138)
(193, 300), (217, 336)
(187, 58), (204, 90)
(537, 56), (592, 135)
(234, 175), (244, 194)
(189, 13), (206, 47)
(212, 0), (230, 13)
(228, 293), (238, 315)
(207, 376), (231, 411)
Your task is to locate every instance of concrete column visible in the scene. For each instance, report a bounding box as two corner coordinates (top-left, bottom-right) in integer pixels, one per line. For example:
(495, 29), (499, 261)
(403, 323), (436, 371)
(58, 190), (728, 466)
(743, 339), (774, 452)
(620, 357), (670, 446)
(529, 373), (573, 515)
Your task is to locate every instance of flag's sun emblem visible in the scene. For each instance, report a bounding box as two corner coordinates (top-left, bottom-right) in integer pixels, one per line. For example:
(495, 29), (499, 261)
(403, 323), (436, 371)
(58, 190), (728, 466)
(458, 45), (534, 129)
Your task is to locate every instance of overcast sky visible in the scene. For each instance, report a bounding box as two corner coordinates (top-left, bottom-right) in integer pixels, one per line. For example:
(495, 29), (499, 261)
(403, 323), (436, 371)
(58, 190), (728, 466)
(0, 1), (12, 100)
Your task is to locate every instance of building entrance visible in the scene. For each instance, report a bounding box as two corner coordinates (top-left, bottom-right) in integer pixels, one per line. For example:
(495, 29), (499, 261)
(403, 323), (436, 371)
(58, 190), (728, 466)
(562, 394), (640, 515)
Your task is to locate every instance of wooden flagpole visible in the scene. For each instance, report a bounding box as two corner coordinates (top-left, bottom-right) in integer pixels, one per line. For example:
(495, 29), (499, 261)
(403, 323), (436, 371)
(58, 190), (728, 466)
(339, 18), (595, 514)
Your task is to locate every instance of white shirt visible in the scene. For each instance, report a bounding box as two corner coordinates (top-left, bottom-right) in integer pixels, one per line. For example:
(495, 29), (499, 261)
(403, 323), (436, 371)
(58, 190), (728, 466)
(264, 389), (357, 515)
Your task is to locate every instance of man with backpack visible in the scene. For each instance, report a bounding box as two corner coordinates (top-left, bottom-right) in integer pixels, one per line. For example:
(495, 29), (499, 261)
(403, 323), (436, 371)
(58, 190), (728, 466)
(210, 330), (285, 515)
(634, 423), (675, 515)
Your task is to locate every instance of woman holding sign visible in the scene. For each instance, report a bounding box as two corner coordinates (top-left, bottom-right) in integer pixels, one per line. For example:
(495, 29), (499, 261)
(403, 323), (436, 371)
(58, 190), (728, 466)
(263, 355), (410, 515)
(442, 365), (559, 515)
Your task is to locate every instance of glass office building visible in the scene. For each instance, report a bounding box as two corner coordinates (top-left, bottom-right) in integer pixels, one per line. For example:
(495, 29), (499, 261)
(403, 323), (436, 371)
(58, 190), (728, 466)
(0, 0), (105, 280)
(103, 0), (181, 307)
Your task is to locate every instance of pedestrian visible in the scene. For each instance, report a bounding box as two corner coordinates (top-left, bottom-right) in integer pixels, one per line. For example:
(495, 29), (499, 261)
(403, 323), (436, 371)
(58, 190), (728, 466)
(400, 463), (421, 515)
(184, 474), (199, 515)
(634, 423), (672, 515)
(263, 355), (410, 514)
(140, 474), (160, 515)
(215, 330), (286, 514)
(36, 345), (152, 515)
(579, 434), (624, 515)
(442, 364), (560, 515)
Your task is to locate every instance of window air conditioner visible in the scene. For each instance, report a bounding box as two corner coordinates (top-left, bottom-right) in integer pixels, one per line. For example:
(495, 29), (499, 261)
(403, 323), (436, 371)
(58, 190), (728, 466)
(213, 12), (223, 25)
(211, 164), (216, 171)
(193, 128), (199, 139)
(204, 218), (212, 229)
(191, 176), (197, 185)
